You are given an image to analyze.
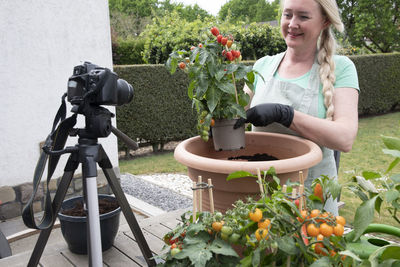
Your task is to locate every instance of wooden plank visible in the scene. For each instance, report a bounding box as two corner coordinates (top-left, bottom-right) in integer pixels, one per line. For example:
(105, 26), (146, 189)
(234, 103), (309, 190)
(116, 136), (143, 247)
(142, 223), (171, 240)
(123, 229), (166, 255)
(102, 246), (141, 267)
(60, 250), (107, 267)
(39, 252), (74, 267)
(160, 218), (182, 230)
(112, 231), (148, 266)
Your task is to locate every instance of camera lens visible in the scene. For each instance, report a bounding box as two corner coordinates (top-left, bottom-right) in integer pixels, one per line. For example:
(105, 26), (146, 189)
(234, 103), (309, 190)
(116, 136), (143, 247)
(116, 79), (133, 105)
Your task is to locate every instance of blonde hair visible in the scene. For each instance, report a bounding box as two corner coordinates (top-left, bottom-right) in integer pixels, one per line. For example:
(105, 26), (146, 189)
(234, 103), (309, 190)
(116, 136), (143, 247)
(280, 0), (344, 120)
(315, 0), (343, 120)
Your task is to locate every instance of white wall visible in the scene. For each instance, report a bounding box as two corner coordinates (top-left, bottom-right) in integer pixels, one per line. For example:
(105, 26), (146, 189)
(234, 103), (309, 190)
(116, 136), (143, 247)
(0, 0), (119, 186)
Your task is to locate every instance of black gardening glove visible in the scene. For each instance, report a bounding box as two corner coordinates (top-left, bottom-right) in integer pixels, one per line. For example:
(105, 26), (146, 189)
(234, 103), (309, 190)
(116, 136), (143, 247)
(234, 103), (294, 129)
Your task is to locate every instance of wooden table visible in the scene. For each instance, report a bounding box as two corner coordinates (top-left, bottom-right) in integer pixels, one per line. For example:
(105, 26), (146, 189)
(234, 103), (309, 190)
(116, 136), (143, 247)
(0, 209), (187, 266)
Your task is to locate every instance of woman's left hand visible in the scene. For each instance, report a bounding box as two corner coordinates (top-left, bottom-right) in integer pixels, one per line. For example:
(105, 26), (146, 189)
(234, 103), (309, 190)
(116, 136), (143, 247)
(234, 103), (294, 129)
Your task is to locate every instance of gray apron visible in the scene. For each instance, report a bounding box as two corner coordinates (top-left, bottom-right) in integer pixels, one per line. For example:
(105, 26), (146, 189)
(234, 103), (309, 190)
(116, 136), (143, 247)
(251, 52), (338, 215)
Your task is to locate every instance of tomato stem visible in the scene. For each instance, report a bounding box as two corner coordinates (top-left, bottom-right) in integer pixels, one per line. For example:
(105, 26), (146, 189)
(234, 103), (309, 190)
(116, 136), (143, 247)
(231, 73), (239, 105)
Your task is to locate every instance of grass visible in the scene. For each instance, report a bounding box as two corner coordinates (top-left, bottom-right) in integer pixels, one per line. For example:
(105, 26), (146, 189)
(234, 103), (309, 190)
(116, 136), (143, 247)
(119, 112), (400, 226)
(119, 152), (186, 175)
(338, 112), (400, 226)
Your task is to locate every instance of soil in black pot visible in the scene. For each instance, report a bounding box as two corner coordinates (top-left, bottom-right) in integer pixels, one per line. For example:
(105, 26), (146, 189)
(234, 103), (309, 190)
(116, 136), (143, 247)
(228, 153), (278, 161)
(61, 198), (119, 217)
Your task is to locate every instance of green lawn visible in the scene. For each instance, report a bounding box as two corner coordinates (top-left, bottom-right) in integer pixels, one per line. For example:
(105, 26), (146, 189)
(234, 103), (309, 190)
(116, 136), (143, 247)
(338, 112), (400, 226)
(119, 112), (400, 226)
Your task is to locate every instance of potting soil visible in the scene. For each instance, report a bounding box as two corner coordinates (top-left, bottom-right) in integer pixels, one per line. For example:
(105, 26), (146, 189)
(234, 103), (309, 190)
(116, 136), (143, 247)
(228, 153), (278, 161)
(61, 198), (119, 217)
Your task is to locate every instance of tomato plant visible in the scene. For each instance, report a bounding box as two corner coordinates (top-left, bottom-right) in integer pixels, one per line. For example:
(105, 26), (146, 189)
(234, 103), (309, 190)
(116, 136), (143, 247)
(166, 26), (260, 141)
(158, 168), (359, 266)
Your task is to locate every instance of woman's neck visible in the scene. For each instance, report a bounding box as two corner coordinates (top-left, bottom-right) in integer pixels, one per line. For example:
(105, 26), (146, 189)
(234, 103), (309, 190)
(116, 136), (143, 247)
(278, 48), (317, 78)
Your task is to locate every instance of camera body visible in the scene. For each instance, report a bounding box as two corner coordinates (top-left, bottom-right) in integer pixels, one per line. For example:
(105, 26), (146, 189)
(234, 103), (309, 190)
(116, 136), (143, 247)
(67, 62), (133, 106)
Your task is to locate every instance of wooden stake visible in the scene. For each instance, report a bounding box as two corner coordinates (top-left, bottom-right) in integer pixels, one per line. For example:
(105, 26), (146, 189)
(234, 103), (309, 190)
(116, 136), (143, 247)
(282, 185), (287, 193)
(292, 188), (297, 199)
(208, 179), (214, 213)
(299, 185), (304, 211)
(198, 176), (202, 212)
(299, 171), (305, 210)
(256, 168), (264, 195)
(192, 181), (197, 223)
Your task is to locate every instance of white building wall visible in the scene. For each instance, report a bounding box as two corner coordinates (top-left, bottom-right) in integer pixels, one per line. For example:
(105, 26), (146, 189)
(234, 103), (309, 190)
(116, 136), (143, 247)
(0, 0), (119, 187)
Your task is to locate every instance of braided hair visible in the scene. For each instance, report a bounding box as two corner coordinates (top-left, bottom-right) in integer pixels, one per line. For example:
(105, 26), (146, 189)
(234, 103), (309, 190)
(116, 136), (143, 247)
(315, 0), (344, 120)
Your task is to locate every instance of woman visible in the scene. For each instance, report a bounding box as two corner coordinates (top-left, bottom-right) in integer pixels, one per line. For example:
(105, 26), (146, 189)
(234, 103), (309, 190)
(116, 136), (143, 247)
(235, 0), (359, 215)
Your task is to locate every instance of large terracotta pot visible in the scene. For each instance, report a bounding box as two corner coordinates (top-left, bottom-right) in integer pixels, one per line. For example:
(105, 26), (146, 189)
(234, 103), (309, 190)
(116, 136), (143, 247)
(174, 132), (322, 212)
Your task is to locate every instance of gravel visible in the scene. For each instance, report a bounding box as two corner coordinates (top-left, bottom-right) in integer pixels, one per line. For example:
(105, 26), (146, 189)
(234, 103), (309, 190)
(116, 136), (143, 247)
(120, 173), (192, 212)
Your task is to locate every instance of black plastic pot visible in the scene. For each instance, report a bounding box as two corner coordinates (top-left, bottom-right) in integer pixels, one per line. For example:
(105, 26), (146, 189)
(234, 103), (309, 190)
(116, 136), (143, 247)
(58, 194), (121, 255)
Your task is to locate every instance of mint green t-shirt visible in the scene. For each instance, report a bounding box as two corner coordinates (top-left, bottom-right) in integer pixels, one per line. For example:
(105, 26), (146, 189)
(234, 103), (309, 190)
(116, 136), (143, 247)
(254, 55), (359, 118)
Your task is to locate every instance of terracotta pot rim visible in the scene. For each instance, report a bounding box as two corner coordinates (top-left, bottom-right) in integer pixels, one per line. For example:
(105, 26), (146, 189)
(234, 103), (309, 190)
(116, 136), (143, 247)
(174, 132), (322, 174)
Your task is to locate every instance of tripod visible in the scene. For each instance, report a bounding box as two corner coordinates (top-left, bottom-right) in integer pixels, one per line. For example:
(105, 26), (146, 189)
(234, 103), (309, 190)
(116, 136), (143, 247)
(27, 127), (157, 266)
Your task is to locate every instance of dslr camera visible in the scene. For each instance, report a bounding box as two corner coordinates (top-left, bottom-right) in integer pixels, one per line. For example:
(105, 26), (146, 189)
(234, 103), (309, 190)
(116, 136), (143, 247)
(67, 62), (133, 106)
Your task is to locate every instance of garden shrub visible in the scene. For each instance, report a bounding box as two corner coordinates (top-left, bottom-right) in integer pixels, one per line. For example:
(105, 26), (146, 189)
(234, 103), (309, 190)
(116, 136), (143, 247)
(349, 53), (400, 115)
(113, 37), (146, 65)
(114, 64), (196, 154)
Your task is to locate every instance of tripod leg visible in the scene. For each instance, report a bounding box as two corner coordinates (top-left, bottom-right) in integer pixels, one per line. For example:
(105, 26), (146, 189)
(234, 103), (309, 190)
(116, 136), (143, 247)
(27, 169), (76, 267)
(102, 167), (157, 266)
(83, 176), (103, 267)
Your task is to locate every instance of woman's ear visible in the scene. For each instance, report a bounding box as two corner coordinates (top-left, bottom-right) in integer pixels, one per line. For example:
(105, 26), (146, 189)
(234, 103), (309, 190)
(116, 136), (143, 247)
(323, 19), (331, 29)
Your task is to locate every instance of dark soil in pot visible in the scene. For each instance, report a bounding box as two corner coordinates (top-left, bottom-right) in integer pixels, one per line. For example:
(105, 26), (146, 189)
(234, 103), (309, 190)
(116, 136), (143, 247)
(58, 195), (121, 255)
(61, 198), (120, 217)
(228, 153), (278, 161)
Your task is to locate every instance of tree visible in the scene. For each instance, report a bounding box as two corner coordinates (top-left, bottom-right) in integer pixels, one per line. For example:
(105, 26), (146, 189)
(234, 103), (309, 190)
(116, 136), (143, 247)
(337, 0), (400, 53)
(218, 0), (279, 23)
(156, 0), (211, 21)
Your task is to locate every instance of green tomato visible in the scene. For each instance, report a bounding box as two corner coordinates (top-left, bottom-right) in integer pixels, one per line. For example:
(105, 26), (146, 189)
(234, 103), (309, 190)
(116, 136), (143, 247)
(229, 233), (241, 243)
(171, 248), (181, 256)
(220, 232), (229, 241)
(221, 226), (233, 236)
(201, 135), (209, 142)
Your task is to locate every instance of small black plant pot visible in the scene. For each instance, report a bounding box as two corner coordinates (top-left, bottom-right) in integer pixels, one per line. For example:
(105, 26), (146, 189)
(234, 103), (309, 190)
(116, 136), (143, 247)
(58, 194), (121, 255)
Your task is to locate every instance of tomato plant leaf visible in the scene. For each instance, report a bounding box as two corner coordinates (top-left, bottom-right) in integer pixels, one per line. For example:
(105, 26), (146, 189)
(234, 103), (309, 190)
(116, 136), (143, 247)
(230, 103), (246, 118)
(277, 236), (298, 255)
(205, 86), (221, 113)
(382, 135), (400, 151)
(226, 171), (256, 181)
(391, 173), (400, 183)
(380, 245), (400, 261)
(251, 246), (261, 266)
(352, 195), (379, 241)
(186, 223), (205, 235)
(224, 64), (239, 74)
(195, 71), (209, 98)
(382, 149), (400, 158)
(386, 157), (400, 173)
(199, 49), (208, 65)
(385, 189), (400, 202)
(188, 80), (196, 99)
(183, 231), (209, 245)
(308, 256), (331, 267)
(361, 171), (382, 180)
(216, 81), (235, 94)
(209, 238), (238, 257)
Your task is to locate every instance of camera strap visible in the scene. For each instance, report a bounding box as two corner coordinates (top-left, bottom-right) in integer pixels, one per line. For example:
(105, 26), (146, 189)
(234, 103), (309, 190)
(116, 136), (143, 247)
(22, 94), (77, 230)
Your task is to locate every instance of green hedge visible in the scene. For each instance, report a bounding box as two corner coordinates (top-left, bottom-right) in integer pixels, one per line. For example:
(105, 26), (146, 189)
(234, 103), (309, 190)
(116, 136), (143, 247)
(349, 53), (400, 115)
(114, 53), (400, 152)
(114, 65), (196, 153)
